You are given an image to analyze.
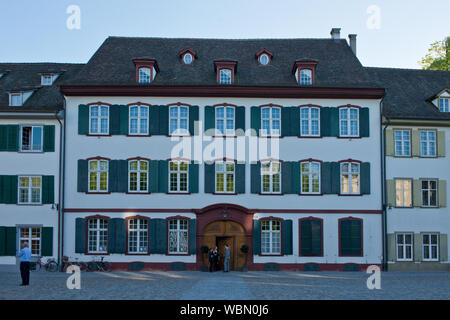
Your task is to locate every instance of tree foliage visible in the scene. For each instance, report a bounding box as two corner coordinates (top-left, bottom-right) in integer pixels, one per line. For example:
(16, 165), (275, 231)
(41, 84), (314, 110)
(419, 37), (449, 71)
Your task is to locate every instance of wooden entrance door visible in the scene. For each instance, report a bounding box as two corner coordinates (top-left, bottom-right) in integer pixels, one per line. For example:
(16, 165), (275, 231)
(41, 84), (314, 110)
(202, 220), (247, 270)
(217, 237), (233, 270)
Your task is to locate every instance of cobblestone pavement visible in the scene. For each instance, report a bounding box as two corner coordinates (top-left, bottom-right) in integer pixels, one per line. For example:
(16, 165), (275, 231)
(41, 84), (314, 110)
(0, 265), (449, 300)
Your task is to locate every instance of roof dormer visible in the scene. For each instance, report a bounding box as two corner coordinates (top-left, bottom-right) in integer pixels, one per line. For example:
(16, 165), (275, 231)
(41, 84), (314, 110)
(214, 61), (237, 85)
(8, 90), (35, 106)
(430, 89), (450, 112)
(133, 58), (159, 84)
(256, 49), (273, 65)
(292, 59), (318, 85)
(40, 73), (59, 86)
(179, 48), (197, 65)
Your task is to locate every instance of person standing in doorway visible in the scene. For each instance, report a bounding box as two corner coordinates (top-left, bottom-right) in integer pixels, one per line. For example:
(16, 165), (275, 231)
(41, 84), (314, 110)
(213, 246), (219, 271)
(17, 242), (31, 286)
(223, 244), (231, 272)
(208, 248), (215, 272)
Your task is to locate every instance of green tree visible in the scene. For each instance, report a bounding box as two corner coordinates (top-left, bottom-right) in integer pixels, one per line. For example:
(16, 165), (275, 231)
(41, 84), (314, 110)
(419, 37), (449, 71)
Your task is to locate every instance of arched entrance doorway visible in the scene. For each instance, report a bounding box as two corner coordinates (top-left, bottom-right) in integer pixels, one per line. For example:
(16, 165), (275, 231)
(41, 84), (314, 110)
(196, 203), (254, 271)
(202, 220), (247, 270)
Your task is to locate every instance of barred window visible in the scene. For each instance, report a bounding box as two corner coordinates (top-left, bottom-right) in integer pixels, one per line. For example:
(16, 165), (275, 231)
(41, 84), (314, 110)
(128, 218), (148, 254)
(261, 220), (281, 255)
(88, 218), (108, 253)
(169, 161), (189, 193)
(168, 219), (189, 254)
(89, 160), (108, 192)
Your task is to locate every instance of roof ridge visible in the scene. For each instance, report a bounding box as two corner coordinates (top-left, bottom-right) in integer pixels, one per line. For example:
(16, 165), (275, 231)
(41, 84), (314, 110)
(106, 35), (347, 41)
(366, 66), (450, 73)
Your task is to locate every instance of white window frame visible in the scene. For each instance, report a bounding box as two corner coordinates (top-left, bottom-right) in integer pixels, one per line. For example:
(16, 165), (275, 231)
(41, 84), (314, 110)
(299, 69), (312, 85)
(420, 130), (437, 157)
(394, 129), (411, 157)
(339, 107), (359, 137)
(219, 68), (232, 84)
(138, 67), (152, 83)
(215, 162), (235, 194)
(127, 218), (149, 254)
(439, 98), (449, 112)
(88, 159), (109, 192)
(87, 218), (108, 254)
(9, 93), (23, 106)
(89, 105), (109, 135)
(129, 105), (149, 135)
(421, 179), (438, 208)
(261, 107), (281, 137)
(396, 233), (413, 261)
(183, 53), (193, 65)
(215, 106), (235, 136)
(261, 220), (281, 255)
(340, 162), (360, 195)
(128, 160), (149, 193)
(18, 176), (42, 205)
(261, 161), (282, 194)
(395, 179), (412, 208)
(300, 161), (321, 194)
(168, 160), (189, 193)
(259, 54), (269, 65)
(300, 106), (320, 137)
(19, 125), (43, 152)
(19, 227), (41, 256)
(168, 219), (189, 254)
(422, 233), (439, 261)
(169, 105), (189, 136)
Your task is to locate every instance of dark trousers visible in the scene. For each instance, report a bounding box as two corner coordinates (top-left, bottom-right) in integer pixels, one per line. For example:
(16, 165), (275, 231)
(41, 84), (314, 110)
(20, 262), (30, 285)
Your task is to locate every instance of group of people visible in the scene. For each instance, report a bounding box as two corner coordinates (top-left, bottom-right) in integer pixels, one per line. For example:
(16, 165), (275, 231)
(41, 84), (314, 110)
(208, 244), (231, 272)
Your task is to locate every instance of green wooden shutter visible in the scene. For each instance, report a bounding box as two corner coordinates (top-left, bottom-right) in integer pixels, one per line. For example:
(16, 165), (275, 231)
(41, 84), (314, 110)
(0, 176), (4, 203)
(351, 220), (362, 256)
(387, 233), (396, 262)
(119, 105), (129, 135)
(108, 218), (116, 253)
(235, 163), (245, 194)
(204, 163), (215, 193)
(321, 162), (332, 194)
(281, 162), (292, 194)
(117, 160), (128, 193)
(360, 162), (370, 194)
(109, 105), (121, 135)
(159, 105), (169, 135)
(189, 219), (197, 255)
(385, 129), (394, 156)
(6, 125), (19, 152)
(189, 105), (199, 136)
(412, 179), (421, 207)
(149, 160), (159, 193)
(251, 162), (261, 194)
(311, 220), (322, 256)
(329, 108), (340, 137)
(300, 220), (312, 256)
(77, 160), (88, 193)
(108, 160), (119, 192)
(290, 107), (300, 137)
(253, 220), (261, 255)
(437, 131), (446, 157)
(5, 227), (17, 256)
(149, 105), (160, 135)
(41, 227), (53, 256)
(387, 180), (395, 207)
(282, 219), (293, 255)
(360, 108), (370, 137)
(150, 219), (167, 254)
(411, 130), (420, 157)
(0, 176), (17, 204)
(78, 105), (89, 135)
(340, 219), (362, 256)
(340, 220), (351, 256)
(320, 107), (330, 137)
(42, 176), (54, 204)
(281, 107), (291, 137)
(291, 162), (300, 194)
(204, 106), (215, 135)
(439, 234), (448, 262)
(75, 218), (86, 253)
(439, 180), (447, 207)
(43, 125), (55, 152)
(0, 227), (6, 256)
(250, 106), (260, 136)
(109, 218), (126, 254)
(158, 160), (168, 193)
(0, 125), (7, 151)
(189, 161), (199, 193)
(235, 106), (246, 135)
(331, 162), (341, 194)
(413, 233), (421, 262)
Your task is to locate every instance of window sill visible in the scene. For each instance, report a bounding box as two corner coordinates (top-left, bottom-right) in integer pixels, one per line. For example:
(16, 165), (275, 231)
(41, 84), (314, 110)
(85, 252), (110, 256)
(213, 192), (238, 195)
(125, 253), (150, 256)
(126, 192), (151, 195)
(258, 193), (283, 196)
(17, 203), (43, 206)
(298, 193), (323, 196)
(259, 254), (283, 257)
(85, 192), (111, 195)
(338, 193), (363, 197)
(297, 135), (322, 139)
(166, 192), (191, 195)
(337, 136), (362, 139)
(126, 134), (152, 137)
(86, 134), (112, 137)
(299, 254), (324, 257)
(19, 150), (44, 153)
(166, 253), (190, 256)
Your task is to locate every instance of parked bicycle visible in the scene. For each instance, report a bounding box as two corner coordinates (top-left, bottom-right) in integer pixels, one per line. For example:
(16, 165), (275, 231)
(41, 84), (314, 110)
(34, 256), (58, 272)
(86, 256), (112, 272)
(62, 256), (88, 272)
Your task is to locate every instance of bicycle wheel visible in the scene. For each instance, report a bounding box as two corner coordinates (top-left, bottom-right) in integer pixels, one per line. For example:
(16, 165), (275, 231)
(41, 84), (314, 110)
(47, 261), (58, 272)
(87, 261), (98, 272)
(102, 262), (113, 272)
(77, 262), (88, 272)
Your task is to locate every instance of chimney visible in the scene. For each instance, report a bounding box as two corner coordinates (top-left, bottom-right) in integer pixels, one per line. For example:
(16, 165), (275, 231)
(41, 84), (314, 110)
(348, 34), (357, 56)
(330, 28), (341, 41)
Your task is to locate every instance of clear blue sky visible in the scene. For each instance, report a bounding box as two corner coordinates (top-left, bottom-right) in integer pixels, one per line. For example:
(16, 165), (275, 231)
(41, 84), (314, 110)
(0, 0), (448, 69)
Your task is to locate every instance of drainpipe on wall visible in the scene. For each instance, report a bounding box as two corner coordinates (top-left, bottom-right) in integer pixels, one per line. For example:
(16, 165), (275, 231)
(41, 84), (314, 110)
(54, 109), (64, 267)
(381, 105), (390, 272)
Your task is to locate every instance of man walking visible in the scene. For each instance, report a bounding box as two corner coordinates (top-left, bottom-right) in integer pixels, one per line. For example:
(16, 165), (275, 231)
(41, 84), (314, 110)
(18, 242), (31, 286)
(223, 244), (231, 272)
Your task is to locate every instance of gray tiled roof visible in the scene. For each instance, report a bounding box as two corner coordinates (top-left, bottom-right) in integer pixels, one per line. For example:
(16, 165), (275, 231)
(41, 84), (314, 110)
(0, 63), (84, 112)
(366, 67), (450, 121)
(64, 37), (378, 88)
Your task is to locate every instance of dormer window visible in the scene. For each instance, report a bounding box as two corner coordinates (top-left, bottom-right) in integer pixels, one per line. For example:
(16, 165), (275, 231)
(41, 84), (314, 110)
(41, 74), (56, 86)
(439, 98), (449, 112)
(214, 61), (237, 85)
(133, 59), (158, 84)
(293, 60), (318, 85)
(9, 91), (34, 107)
(256, 49), (273, 66)
(183, 53), (193, 65)
(179, 48), (197, 65)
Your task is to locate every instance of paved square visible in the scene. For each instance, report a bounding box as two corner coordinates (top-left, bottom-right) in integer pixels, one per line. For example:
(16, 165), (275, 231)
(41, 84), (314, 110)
(0, 266), (449, 300)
